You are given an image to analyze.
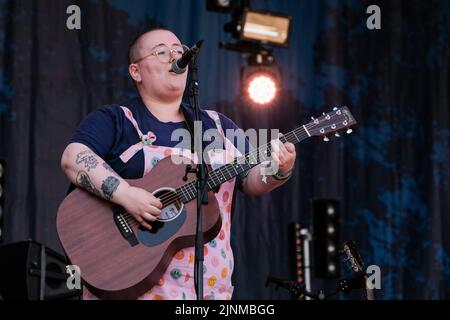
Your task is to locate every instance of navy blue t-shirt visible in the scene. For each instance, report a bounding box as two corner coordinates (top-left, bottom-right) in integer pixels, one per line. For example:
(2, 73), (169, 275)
(69, 97), (250, 187)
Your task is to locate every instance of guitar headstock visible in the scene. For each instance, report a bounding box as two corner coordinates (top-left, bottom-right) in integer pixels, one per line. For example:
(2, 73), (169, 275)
(306, 106), (357, 141)
(341, 240), (375, 300)
(342, 240), (365, 273)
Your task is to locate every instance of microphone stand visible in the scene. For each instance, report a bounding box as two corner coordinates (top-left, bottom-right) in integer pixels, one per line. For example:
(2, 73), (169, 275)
(187, 42), (208, 300)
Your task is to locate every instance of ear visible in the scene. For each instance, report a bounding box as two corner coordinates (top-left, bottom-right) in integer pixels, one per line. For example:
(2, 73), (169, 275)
(128, 63), (142, 83)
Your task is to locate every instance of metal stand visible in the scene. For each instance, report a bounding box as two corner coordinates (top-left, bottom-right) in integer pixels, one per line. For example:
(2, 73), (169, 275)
(187, 43), (208, 300)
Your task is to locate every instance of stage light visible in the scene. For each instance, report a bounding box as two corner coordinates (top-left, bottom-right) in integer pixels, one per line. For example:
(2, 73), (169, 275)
(241, 52), (281, 106)
(327, 244), (336, 253)
(290, 223), (307, 288)
(327, 206), (335, 216)
(239, 9), (292, 47)
(327, 263), (336, 273)
(327, 225), (335, 235)
(247, 75), (276, 104)
(312, 199), (340, 279)
(210, 3), (288, 106)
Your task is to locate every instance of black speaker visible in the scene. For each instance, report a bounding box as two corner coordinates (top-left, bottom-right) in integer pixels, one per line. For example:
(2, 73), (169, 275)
(0, 239), (82, 300)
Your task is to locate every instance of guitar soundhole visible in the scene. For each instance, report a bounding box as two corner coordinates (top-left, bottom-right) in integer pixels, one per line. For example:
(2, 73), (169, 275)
(153, 187), (183, 222)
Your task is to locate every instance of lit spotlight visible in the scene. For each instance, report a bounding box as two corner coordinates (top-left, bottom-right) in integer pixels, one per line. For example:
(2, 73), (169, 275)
(247, 74), (277, 105)
(241, 52), (281, 106)
(327, 225), (335, 235)
(328, 264), (336, 273)
(312, 199), (340, 278)
(327, 206), (335, 216)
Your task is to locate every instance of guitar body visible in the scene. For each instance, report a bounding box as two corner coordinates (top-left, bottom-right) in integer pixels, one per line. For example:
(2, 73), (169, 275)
(56, 156), (221, 300)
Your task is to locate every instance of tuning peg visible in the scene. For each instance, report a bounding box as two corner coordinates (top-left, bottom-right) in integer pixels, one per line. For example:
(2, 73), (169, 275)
(335, 132), (340, 138)
(333, 107), (338, 111)
(311, 116), (315, 121)
(322, 112), (326, 116)
(346, 129), (353, 134)
(323, 136), (330, 142)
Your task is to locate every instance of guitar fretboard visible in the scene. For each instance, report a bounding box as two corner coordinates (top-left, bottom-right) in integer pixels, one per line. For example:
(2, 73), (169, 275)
(175, 125), (310, 203)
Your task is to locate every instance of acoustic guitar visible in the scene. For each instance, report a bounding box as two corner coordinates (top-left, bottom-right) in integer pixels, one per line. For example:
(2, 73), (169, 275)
(56, 106), (357, 299)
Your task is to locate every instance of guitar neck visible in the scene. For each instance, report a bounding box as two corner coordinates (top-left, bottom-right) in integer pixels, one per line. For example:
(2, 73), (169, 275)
(176, 106), (356, 204)
(176, 125), (311, 204)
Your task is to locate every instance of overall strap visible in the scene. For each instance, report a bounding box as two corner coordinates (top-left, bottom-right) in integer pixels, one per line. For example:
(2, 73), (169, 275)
(120, 106), (145, 138)
(119, 106), (156, 163)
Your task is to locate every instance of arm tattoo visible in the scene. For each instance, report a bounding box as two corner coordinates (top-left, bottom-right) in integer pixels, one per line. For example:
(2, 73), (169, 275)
(101, 176), (120, 201)
(75, 150), (98, 172)
(102, 162), (115, 173)
(76, 171), (100, 196)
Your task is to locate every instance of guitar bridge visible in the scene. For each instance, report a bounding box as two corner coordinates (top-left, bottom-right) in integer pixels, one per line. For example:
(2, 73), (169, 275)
(112, 205), (138, 247)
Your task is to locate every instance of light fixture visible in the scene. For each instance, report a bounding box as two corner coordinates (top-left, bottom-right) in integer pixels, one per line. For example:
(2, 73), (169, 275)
(241, 51), (281, 106)
(312, 199), (340, 279)
(246, 74), (277, 105)
(327, 206), (335, 216)
(327, 225), (335, 235)
(239, 9), (292, 47)
(208, 2), (290, 106)
(289, 223), (306, 287)
(327, 263), (336, 273)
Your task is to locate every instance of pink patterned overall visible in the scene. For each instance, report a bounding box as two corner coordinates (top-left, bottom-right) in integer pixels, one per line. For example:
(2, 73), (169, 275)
(83, 106), (241, 300)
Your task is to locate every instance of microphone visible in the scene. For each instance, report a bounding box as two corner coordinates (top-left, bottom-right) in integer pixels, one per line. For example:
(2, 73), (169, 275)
(169, 40), (204, 74)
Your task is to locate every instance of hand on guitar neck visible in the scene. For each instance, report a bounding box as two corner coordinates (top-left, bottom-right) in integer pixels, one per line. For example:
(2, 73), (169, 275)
(241, 133), (296, 196)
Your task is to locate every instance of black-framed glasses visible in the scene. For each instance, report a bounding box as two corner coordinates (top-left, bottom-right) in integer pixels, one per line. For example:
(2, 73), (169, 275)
(133, 44), (189, 64)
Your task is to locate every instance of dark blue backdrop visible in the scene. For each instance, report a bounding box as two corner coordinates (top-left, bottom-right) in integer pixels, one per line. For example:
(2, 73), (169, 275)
(0, 0), (449, 299)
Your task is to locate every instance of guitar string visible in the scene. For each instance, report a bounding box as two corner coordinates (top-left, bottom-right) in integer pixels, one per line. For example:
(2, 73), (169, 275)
(155, 113), (347, 207)
(122, 123), (316, 227)
(124, 116), (347, 226)
(156, 111), (347, 205)
(159, 120), (315, 204)
(156, 124), (315, 206)
(157, 130), (307, 206)
(120, 127), (310, 227)
(125, 111), (350, 224)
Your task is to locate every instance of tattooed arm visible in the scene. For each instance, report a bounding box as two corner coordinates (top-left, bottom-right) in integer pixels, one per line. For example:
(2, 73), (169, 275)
(60, 142), (161, 230)
(61, 143), (123, 201)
